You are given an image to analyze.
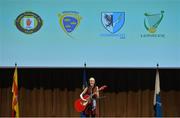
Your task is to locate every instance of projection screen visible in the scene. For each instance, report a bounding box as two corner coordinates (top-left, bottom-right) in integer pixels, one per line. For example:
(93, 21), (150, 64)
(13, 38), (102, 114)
(0, 0), (180, 67)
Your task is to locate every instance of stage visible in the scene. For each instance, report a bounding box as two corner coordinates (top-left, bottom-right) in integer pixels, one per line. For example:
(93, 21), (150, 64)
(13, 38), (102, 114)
(0, 68), (180, 117)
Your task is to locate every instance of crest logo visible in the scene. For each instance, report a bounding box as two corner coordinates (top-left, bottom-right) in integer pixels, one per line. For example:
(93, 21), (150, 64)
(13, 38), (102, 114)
(15, 11), (43, 34)
(58, 11), (81, 37)
(101, 12), (125, 33)
(144, 11), (164, 33)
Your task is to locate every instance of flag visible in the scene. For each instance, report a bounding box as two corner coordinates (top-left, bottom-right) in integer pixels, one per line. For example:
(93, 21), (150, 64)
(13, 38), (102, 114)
(82, 65), (87, 89)
(153, 68), (162, 117)
(80, 63), (87, 117)
(12, 64), (19, 117)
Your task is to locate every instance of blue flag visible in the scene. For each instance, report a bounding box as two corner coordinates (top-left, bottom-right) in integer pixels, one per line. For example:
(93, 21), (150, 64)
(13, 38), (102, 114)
(82, 67), (87, 89)
(80, 64), (87, 117)
(154, 68), (162, 117)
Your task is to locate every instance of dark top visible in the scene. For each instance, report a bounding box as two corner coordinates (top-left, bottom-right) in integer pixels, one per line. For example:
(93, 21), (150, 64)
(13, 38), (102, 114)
(85, 86), (98, 99)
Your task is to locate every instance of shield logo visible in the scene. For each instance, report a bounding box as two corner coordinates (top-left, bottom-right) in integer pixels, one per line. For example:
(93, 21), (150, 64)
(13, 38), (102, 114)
(58, 11), (81, 37)
(101, 12), (125, 33)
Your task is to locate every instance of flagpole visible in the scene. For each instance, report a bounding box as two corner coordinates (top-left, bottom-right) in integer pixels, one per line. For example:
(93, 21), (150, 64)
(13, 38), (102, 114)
(84, 62), (86, 68)
(157, 63), (159, 69)
(83, 62), (87, 88)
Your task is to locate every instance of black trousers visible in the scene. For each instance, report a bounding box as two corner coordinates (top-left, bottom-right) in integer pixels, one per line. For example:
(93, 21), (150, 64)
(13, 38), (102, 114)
(84, 103), (96, 117)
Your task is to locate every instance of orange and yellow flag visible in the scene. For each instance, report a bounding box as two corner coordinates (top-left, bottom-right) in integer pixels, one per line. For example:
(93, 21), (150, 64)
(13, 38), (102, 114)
(12, 65), (19, 117)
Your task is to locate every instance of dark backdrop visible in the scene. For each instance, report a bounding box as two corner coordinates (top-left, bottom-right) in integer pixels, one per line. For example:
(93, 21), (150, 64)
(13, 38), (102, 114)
(0, 68), (180, 116)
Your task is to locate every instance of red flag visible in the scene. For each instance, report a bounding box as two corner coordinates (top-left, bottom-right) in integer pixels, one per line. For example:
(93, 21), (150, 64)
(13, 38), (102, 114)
(12, 65), (19, 117)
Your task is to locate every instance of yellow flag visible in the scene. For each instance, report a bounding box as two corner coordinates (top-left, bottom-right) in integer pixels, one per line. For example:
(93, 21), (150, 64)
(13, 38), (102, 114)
(12, 65), (19, 117)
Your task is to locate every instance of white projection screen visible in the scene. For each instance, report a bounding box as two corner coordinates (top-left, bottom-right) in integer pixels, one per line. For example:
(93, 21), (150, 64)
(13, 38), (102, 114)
(0, 0), (180, 68)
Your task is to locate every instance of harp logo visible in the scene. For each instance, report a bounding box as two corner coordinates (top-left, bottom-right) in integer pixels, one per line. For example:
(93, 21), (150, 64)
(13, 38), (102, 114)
(144, 11), (164, 33)
(15, 12), (43, 34)
(58, 11), (82, 37)
(101, 12), (125, 33)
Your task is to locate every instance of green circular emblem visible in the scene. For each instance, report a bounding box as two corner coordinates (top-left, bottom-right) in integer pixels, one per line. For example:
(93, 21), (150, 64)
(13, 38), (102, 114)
(15, 12), (43, 34)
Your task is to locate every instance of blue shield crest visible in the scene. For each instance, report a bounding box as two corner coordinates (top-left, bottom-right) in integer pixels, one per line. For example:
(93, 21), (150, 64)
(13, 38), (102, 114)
(101, 12), (125, 33)
(58, 11), (81, 37)
(63, 16), (78, 33)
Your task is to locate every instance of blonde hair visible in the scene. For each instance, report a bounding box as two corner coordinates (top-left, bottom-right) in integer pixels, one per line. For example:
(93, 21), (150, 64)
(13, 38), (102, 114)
(89, 77), (95, 81)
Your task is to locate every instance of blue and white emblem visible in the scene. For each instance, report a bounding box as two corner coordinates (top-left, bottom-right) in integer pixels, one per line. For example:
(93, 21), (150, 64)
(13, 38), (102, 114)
(58, 11), (81, 37)
(101, 12), (125, 33)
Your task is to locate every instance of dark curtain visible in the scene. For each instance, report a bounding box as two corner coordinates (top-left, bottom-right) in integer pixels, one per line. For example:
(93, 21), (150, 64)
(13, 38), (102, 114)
(0, 68), (180, 117)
